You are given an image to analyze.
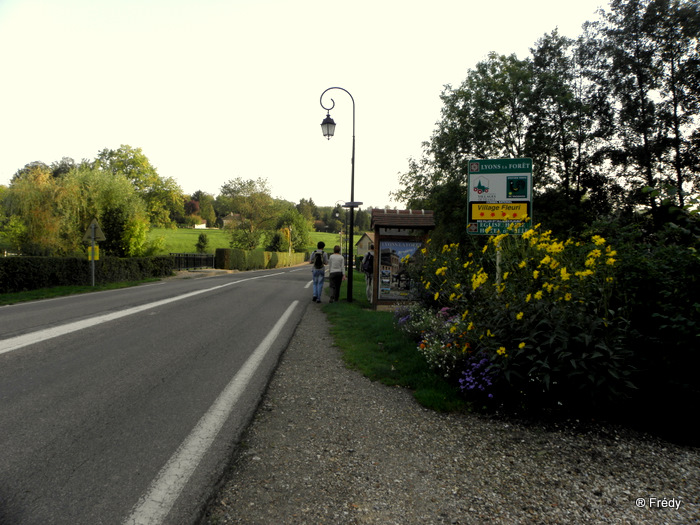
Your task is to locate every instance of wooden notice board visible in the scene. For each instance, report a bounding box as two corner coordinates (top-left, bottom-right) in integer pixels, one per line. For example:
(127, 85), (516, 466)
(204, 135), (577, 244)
(368, 209), (435, 309)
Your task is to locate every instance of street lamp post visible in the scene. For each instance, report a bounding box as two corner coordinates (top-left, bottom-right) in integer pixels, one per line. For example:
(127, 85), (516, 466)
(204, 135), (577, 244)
(320, 86), (361, 302)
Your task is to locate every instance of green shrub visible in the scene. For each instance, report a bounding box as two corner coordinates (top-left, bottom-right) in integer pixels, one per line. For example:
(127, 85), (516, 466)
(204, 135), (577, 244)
(195, 233), (209, 253)
(399, 224), (634, 413)
(0, 256), (173, 293)
(214, 248), (306, 270)
(593, 219), (700, 423)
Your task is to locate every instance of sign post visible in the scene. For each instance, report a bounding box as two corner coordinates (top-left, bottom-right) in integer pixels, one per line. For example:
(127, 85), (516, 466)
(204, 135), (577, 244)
(83, 219), (106, 286)
(467, 158), (533, 235)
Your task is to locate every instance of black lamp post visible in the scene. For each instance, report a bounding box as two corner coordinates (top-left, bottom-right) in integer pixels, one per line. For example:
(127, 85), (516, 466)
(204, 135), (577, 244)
(320, 87), (361, 302)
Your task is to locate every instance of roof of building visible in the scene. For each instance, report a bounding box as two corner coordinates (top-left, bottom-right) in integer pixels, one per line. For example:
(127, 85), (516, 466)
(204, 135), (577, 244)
(371, 209), (435, 229)
(355, 232), (375, 245)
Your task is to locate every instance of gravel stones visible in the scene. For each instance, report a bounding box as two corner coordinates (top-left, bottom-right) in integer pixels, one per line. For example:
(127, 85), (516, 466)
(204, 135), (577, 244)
(201, 305), (700, 524)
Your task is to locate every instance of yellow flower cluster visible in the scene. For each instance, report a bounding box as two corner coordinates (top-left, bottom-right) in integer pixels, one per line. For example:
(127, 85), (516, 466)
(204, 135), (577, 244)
(471, 268), (488, 291)
(417, 225), (618, 367)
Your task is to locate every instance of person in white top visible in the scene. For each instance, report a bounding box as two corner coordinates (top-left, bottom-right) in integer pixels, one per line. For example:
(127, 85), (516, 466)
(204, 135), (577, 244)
(327, 245), (346, 303)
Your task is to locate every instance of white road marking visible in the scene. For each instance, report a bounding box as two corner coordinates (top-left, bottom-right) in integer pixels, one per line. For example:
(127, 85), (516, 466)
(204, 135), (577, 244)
(123, 300), (299, 525)
(0, 273), (283, 355)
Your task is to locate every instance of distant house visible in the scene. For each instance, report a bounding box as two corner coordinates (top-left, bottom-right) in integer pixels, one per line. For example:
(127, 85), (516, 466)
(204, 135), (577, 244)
(221, 213), (243, 229)
(355, 232), (374, 257)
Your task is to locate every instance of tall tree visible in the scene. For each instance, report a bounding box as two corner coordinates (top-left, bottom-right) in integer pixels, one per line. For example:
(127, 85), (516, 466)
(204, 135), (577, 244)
(528, 31), (581, 194)
(10, 161), (51, 184)
(219, 177), (277, 249)
(430, 52), (533, 180)
(95, 145), (183, 227)
(191, 190), (217, 227)
(63, 166), (151, 257)
(584, 0), (666, 212)
(4, 164), (150, 256)
(354, 208), (371, 232)
(270, 208), (311, 252)
(649, 0), (700, 206)
(296, 198), (318, 222)
(95, 145), (160, 192)
(5, 165), (64, 255)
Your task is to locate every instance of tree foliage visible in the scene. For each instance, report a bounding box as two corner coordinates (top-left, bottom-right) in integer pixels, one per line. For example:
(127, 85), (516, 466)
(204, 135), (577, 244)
(3, 163), (152, 256)
(219, 177), (282, 250)
(396, 0), (699, 237)
(267, 208), (312, 252)
(95, 145), (184, 227)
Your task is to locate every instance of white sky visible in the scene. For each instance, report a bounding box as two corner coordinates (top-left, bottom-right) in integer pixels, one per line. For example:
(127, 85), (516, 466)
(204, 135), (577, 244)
(0, 0), (605, 209)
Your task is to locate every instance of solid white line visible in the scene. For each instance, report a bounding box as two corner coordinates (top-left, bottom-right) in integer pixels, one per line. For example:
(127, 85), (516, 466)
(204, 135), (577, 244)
(123, 300), (299, 525)
(0, 273), (283, 355)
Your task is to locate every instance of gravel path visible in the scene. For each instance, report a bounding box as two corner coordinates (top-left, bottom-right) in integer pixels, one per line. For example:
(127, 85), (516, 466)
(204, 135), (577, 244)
(200, 303), (699, 525)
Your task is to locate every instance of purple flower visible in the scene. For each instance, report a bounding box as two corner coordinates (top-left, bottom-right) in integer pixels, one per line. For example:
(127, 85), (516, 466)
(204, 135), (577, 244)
(459, 356), (496, 398)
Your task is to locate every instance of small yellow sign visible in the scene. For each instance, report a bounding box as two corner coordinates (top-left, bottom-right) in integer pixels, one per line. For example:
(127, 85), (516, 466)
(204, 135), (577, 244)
(88, 246), (99, 261)
(471, 203), (528, 220)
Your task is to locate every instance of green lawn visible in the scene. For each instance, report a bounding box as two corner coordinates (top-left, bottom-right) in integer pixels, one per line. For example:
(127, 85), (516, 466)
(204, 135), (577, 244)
(149, 228), (346, 255)
(147, 228), (232, 255)
(308, 231), (344, 252)
(322, 271), (466, 413)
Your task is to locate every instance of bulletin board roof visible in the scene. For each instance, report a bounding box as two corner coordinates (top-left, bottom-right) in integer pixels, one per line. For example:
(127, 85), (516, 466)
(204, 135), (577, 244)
(371, 209), (435, 229)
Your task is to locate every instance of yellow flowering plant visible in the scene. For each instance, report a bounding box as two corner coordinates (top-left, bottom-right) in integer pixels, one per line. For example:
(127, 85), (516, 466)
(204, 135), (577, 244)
(401, 224), (634, 411)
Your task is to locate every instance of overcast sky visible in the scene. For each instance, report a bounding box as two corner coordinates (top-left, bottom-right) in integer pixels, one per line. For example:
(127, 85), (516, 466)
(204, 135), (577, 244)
(0, 0), (605, 209)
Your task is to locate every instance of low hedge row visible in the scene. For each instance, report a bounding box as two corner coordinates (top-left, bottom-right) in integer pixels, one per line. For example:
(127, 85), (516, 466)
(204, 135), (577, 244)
(0, 256), (173, 294)
(215, 249), (307, 270)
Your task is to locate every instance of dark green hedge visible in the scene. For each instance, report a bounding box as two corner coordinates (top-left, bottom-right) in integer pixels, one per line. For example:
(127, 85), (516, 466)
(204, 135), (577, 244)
(215, 249), (307, 271)
(0, 256), (173, 294)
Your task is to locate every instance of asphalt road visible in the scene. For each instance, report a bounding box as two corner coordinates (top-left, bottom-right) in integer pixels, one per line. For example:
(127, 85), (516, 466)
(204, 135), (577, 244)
(0, 267), (313, 525)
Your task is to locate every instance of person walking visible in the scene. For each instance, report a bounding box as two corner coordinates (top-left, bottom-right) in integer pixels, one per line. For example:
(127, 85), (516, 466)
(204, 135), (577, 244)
(328, 245), (346, 303)
(309, 241), (328, 303)
(362, 243), (375, 303)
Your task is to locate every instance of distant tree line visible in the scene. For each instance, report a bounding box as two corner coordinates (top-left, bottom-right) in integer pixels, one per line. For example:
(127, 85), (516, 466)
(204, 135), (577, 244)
(0, 145), (379, 257)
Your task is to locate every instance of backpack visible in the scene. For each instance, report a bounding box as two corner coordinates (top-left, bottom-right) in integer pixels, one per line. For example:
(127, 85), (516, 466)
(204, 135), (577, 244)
(313, 251), (325, 269)
(362, 252), (374, 274)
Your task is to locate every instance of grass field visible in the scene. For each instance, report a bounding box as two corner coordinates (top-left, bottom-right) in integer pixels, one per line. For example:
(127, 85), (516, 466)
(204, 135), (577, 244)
(149, 228), (346, 255)
(307, 231), (344, 252)
(147, 228), (232, 254)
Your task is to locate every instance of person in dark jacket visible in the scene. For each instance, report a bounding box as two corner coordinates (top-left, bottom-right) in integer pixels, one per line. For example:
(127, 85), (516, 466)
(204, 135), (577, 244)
(309, 241), (328, 303)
